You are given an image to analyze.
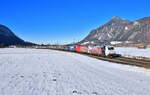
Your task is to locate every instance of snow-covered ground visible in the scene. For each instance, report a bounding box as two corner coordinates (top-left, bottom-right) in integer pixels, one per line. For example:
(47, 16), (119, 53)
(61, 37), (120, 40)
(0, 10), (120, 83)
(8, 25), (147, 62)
(116, 47), (150, 58)
(0, 48), (150, 95)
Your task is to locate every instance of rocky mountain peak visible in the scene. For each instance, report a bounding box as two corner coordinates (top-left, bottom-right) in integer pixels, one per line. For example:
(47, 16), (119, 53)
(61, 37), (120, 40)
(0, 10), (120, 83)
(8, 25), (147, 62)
(112, 16), (122, 21)
(80, 16), (150, 45)
(107, 16), (130, 24)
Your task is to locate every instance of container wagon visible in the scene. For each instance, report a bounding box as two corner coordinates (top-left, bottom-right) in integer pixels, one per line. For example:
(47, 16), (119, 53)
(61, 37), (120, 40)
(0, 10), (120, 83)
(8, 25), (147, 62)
(88, 46), (102, 56)
(65, 45), (76, 51)
(76, 45), (88, 53)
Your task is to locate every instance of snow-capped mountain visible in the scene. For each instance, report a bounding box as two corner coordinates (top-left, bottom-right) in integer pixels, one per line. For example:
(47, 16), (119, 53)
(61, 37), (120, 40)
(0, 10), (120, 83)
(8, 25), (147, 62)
(80, 16), (150, 45)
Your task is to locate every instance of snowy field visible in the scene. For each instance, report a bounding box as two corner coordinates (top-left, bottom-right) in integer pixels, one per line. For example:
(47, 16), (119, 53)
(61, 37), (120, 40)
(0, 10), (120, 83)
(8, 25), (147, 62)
(0, 48), (150, 95)
(116, 47), (150, 58)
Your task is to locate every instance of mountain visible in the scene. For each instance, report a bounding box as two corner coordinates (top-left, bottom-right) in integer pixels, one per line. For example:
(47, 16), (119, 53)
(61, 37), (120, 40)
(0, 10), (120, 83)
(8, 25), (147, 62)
(0, 24), (34, 46)
(80, 16), (150, 45)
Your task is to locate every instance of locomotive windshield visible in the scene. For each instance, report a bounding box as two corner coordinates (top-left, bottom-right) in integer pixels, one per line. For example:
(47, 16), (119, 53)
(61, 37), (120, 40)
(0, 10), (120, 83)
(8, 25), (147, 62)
(108, 47), (114, 50)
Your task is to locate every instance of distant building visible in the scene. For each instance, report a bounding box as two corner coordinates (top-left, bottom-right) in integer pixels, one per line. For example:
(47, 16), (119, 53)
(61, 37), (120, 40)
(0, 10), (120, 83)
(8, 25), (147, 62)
(110, 41), (122, 45)
(9, 45), (16, 48)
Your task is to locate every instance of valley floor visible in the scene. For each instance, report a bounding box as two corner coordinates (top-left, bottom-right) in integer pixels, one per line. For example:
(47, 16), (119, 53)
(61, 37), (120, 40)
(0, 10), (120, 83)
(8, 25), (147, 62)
(0, 48), (150, 95)
(116, 47), (150, 58)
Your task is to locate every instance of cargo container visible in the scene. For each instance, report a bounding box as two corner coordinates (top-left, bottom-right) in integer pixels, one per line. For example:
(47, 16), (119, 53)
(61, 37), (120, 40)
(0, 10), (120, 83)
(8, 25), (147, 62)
(65, 46), (76, 51)
(76, 45), (88, 53)
(88, 46), (102, 55)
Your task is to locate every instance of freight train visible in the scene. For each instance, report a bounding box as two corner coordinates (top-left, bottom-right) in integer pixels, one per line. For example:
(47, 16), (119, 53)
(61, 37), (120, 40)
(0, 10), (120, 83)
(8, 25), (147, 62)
(34, 44), (117, 57)
(65, 45), (116, 57)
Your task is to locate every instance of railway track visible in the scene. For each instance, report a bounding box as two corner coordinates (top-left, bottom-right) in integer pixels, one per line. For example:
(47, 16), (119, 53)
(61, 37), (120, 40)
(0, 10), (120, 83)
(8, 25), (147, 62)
(83, 53), (150, 69)
(116, 57), (150, 68)
(38, 48), (150, 69)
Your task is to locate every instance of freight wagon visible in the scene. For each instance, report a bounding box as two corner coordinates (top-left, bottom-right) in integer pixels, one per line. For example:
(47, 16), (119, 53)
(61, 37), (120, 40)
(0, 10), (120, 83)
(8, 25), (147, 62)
(88, 46), (102, 55)
(76, 45), (88, 53)
(65, 45), (76, 51)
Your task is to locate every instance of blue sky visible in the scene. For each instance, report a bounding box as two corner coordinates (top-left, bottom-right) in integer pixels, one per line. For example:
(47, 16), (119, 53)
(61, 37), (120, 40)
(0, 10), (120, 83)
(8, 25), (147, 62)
(0, 0), (150, 44)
